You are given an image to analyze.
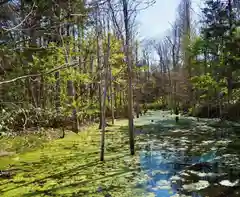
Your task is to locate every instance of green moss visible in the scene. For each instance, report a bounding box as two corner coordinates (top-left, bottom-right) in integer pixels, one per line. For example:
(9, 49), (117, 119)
(0, 124), (145, 197)
(0, 129), (63, 156)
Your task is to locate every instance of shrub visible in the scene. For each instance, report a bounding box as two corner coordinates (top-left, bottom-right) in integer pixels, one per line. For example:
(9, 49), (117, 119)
(145, 102), (167, 111)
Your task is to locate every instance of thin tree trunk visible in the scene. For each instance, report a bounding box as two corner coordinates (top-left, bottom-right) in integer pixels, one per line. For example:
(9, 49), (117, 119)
(100, 8), (111, 161)
(40, 76), (45, 108)
(96, 4), (103, 130)
(55, 71), (61, 113)
(110, 74), (115, 124)
(98, 83), (103, 129)
(100, 39), (110, 161)
(123, 0), (134, 155)
(227, 0), (233, 103)
(100, 77), (107, 161)
(114, 83), (118, 117)
(30, 79), (38, 107)
(119, 84), (122, 108)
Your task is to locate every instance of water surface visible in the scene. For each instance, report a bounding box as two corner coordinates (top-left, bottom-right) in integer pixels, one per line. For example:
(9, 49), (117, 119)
(134, 111), (240, 197)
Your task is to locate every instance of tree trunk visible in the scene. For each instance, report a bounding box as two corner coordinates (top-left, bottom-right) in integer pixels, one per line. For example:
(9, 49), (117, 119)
(109, 67), (115, 124)
(96, 4), (104, 130)
(115, 83), (119, 117)
(55, 71), (61, 113)
(40, 76), (45, 108)
(123, 0), (134, 155)
(100, 5), (111, 161)
(67, 80), (79, 133)
(100, 33), (110, 161)
(227, 0), (233, 103)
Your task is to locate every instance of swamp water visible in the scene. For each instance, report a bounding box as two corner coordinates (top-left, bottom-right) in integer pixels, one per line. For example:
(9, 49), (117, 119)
(133, 111), (240, 197)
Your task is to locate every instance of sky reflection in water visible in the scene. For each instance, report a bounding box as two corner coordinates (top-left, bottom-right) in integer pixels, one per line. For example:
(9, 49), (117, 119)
(139, 149), (203, 197)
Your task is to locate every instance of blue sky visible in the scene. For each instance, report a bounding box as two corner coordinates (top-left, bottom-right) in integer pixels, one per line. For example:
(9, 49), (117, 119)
(137, 0), (202, 40)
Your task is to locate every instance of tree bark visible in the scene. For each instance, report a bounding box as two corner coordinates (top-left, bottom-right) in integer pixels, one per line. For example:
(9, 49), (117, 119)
(123, 0), (134, 155)
(55, 71), (61, 113)
(96, 7), (103, 130)
(109, 67), (115, 124)
(67, 80), (79, 133)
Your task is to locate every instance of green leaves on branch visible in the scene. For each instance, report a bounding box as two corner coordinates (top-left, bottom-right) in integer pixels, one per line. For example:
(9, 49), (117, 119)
(191, 74), (217, 90)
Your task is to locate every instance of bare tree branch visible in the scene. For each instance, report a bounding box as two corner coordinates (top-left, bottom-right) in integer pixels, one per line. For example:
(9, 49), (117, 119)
(0, 61), (79, 85)
(2, 3), (36, 32)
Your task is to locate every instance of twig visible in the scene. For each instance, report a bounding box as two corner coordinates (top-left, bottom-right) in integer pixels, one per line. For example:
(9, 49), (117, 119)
(0, 61), (79, 85)
(2, 3), (36, 32)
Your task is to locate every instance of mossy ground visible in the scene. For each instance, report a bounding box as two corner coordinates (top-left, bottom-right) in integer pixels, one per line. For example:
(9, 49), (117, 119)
(0, 111), (240, 197)
(0, 121), (146, 197)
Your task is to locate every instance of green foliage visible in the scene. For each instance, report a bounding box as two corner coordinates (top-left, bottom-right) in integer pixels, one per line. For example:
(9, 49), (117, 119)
(189, 37), (206, 54)
(145, 99), (167, 111)
(188, 0), (240, 114)
(0, 28), (132, 132)
(191, 73), (218, 90)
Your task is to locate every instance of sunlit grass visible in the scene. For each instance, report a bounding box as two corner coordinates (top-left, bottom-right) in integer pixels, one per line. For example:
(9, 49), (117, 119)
(0, 122), (146, 197)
